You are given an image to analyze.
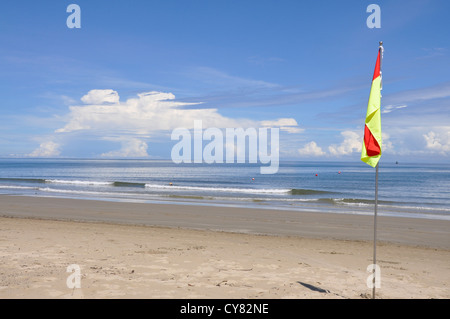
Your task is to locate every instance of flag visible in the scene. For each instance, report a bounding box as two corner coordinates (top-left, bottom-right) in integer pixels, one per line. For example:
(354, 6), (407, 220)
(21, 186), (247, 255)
(361, 45), (383, 167)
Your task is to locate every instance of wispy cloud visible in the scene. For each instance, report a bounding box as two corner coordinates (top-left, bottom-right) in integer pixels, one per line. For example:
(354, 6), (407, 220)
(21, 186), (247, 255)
(179, 81), (360, 110)
(247, 56), (285, 66)
(385, 81), (450, 105)
(382, 104), (407, 114)
(417, 48), (447, 60)
(182, 66), (280, 90)
(260, 118), (303, 133)
(1, 51), (161, 93)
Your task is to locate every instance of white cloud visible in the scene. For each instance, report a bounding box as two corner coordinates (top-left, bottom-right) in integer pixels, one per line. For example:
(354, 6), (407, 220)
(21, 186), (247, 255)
(260, 118), (303, 133)
(56, 91), (246, 134)
(327, 130), (393, 156)
(381, 132), (393, 152)
(423, 130), (450, 153)
(280, 126), (304, 134)
(382, 104), (407, 114)
(101, 138), (149, 157)
(54, 90), (301, 157)
(29, 141), (61, 157)
(81, 89), (120, 104)
(298, 141), (325, 157)
(328, 131), (362, 156)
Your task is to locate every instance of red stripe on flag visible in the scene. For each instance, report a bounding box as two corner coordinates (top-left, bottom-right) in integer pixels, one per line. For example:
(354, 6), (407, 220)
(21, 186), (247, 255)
(372, 49), (381, 81)
(364, 124), (381, 156)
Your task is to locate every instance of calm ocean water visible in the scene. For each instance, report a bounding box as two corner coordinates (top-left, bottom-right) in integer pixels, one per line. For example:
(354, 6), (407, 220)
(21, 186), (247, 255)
(0, 159), (449, 220)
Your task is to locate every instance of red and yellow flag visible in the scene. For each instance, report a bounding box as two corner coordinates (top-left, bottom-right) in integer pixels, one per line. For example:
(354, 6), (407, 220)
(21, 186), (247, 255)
(361, 46), (383, 167)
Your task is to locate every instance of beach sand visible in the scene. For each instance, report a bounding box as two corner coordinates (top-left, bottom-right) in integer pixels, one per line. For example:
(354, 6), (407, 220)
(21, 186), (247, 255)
(0, 195), (449, 299)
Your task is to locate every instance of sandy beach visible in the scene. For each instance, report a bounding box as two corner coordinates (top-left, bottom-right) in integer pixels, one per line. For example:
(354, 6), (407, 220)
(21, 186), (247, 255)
(0, 195), (449, 299)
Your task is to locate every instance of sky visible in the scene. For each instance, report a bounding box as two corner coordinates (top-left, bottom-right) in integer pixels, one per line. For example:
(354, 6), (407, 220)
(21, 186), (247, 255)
(0, 0), (449, 163)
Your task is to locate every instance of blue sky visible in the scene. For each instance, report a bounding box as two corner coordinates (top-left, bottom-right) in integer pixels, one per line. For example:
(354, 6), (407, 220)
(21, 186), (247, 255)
(0, 0), (449, 163)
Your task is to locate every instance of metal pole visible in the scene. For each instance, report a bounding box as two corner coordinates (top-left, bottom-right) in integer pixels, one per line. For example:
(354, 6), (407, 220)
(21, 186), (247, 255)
(372, 41), (383, 299)
(372, 162), (379, 299)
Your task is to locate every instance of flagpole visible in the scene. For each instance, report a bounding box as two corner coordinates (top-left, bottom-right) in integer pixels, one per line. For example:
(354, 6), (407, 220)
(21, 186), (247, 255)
(372, 162), (379, 299)
(372, 41), (383, 299)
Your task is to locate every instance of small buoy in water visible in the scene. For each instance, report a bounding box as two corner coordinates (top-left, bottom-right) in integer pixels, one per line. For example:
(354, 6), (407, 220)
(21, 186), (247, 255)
(315, 174), (318, 177)
(252, 178), (255, 181)
(338, 171), (341, 174)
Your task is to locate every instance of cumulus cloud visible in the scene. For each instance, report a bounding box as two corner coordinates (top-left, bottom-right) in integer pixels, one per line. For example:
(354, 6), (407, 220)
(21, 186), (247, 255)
(57, 91), (236, 134)
(29, 141), (61, 157)
(54, 90), (302, 157)
(81, 89), (120, 104)
(423, 130), (450, 153)
(101, 138), (149, 157)
(298, 141), (325, 157)
(57, 90), (259, 134)
(327, 130), (393, 156)
(328, 131), (362, 156)
(381, 132), (393, 152)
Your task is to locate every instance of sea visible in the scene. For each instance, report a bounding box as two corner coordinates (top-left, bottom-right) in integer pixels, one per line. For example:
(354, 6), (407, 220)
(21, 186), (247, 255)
(0, 159), (449, 221)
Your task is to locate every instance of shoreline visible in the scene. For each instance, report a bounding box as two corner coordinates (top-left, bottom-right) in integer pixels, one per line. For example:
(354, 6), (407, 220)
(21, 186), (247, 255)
(1, 195), (449, 249)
